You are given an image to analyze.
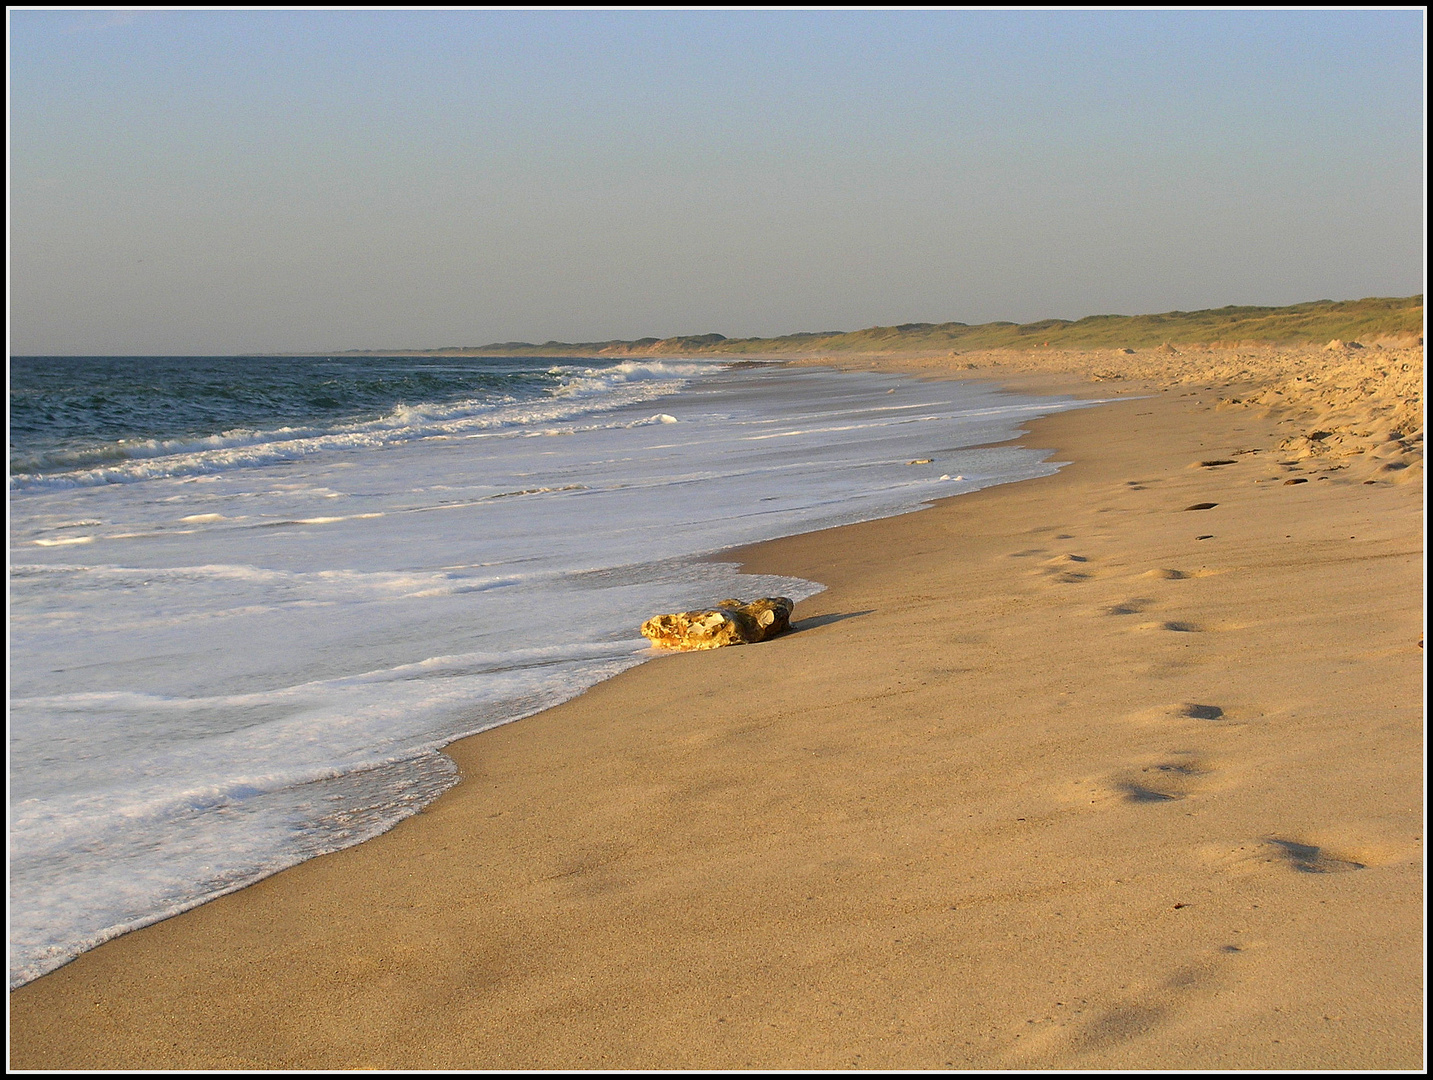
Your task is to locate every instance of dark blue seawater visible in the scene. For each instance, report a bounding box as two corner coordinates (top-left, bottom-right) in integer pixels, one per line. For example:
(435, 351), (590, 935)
(8, 354), (609, 476)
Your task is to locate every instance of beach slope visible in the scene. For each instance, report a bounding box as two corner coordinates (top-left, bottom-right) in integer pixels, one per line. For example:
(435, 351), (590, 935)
(8, 347), (1422, 1070)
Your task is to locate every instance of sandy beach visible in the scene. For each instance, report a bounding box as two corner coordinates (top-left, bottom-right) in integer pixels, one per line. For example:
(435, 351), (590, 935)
(8, 345), (1423, 1070)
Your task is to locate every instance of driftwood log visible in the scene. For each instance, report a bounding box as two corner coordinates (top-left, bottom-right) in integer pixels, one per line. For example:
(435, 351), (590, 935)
(639, 597), (794, 651)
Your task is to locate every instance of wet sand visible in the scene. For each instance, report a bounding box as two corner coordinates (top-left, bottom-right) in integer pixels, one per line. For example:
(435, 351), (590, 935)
(8, 347), (1423, 1070)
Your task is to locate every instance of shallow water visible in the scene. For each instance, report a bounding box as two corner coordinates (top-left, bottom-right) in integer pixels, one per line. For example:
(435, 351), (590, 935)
(9, 354), (1086, 986)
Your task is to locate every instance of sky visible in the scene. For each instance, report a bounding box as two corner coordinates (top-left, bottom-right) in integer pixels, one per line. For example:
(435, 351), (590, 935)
(8, 8), (1426, 355)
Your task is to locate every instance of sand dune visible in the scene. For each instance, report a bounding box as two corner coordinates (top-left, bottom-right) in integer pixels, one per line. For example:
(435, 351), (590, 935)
(803, 342), (1423, 486)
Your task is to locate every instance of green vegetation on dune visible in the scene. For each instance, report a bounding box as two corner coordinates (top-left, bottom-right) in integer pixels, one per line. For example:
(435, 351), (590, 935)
(700, 295), (1424, 355)
(358, 295), (1423, 357)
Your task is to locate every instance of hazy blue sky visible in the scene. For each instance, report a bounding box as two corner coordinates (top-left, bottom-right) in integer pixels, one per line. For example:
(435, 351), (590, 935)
(9, 8), (1425, 354)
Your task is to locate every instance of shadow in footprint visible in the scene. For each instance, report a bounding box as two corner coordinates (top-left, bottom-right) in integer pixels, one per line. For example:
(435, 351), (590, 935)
(1154, 762), (1202, 777)
(1265, 838), (1365, 874)
(1071, 1003), (1167, 1052)
(1116, 782), (1184, 803)
(1181, 703), (1224, 720)
(1162, 621), (1202, 632)
(1106, 598), (1153, 615)
(1041, 554), (1092, 584)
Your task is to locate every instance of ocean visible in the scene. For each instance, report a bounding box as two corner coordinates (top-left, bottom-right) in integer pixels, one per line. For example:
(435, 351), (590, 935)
(8, 353), (1085, 987)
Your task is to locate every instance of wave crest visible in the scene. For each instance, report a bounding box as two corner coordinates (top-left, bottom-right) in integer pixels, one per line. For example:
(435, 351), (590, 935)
(11, 360), (711, 491)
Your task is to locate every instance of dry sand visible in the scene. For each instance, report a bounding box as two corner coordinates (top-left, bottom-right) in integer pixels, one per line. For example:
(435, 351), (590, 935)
(8, 346), (1424, 1070)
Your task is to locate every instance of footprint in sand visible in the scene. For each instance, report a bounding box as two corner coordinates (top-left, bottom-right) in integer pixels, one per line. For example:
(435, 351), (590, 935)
(1114, 759), (1211, 803)
(1104, 598), (1154, 616)
(1040, 554), (1093, 583)
(1071, 750), (1215, 802)
(1141, 566), (1227, 580)
(1123, 702), (1246, 726)
(1264, 838), (1366, 874)
(1116, 782), (1185, 804)
(1135, 618), (1204, 634)
(1198, 838), (1367, 877)
(1180, 703), (1224, 720)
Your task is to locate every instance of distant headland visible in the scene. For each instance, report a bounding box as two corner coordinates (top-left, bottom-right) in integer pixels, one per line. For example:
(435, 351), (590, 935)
(334, 294), (1422, 358)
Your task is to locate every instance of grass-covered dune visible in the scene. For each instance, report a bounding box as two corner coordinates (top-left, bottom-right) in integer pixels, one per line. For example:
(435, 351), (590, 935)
(728, 294), (1423, 355)
(358, 295), (1423, 357)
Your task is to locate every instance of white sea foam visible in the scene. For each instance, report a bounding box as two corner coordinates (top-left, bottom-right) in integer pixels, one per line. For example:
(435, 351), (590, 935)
(9, 360), (1091, 987)
(10, 360), (714, 491)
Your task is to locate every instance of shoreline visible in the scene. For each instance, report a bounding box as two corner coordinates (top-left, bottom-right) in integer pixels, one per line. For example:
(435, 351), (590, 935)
(9, 349), (1423, 1069)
